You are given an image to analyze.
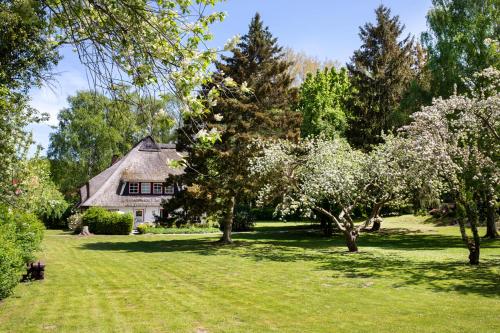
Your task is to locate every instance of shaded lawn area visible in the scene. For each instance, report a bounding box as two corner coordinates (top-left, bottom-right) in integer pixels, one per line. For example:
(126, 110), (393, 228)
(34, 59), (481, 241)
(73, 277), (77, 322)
(0, 216), (499, 333)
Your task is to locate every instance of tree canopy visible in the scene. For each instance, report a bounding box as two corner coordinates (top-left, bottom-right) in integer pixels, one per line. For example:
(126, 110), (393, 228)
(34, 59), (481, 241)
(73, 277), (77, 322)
(297, 67), (353, 138)
(346, 5), (416, 149)
(164, 13), (301, 243)
(422, 0), (500, 98)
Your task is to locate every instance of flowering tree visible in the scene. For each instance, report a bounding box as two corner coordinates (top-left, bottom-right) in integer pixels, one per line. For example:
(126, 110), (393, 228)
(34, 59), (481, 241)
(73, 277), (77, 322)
(250, 136), (411, 251)
(401, 67), (500, 264)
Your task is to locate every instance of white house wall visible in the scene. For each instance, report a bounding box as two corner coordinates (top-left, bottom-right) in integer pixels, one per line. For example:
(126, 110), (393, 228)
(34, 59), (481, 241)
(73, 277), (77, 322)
(103, 206), (161, 224)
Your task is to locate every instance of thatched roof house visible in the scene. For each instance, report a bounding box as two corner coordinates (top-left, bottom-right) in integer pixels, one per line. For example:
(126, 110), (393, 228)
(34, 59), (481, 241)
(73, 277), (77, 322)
(79, 136), (184, 226)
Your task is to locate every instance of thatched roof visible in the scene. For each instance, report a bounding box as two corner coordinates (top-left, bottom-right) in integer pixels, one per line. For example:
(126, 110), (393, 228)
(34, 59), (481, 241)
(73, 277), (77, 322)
(79, 136), (184, 207)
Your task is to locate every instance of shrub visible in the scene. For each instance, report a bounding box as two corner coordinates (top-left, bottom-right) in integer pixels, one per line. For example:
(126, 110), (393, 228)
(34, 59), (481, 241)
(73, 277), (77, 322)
(67, 213), (83, 234)
(82, 207), (133, 235)
(136, 223), (154, 234)
(0, 205), (44, 299)
(0, 224), (24, 300)
(38, 199), (70, 229)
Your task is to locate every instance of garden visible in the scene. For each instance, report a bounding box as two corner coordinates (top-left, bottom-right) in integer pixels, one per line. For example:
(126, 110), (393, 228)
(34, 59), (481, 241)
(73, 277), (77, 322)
(0, 216), (499, 333)
(0, 0), (499, 332)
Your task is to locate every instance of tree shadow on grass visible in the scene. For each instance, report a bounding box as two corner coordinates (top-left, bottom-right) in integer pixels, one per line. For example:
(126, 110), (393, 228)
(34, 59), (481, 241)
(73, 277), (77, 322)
(317, 252), (500, 297)
(81, 229), (500, 297)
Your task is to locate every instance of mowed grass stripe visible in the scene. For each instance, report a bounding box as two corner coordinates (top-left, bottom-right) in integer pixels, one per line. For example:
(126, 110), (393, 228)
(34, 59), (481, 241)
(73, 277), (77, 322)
(0, 216), (499, 332)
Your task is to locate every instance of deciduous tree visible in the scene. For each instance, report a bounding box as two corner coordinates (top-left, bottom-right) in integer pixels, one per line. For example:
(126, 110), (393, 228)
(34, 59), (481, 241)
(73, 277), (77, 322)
(422, 0), (499, 98)
(401, 67), (500, 263)
(297, 67), (353, 138)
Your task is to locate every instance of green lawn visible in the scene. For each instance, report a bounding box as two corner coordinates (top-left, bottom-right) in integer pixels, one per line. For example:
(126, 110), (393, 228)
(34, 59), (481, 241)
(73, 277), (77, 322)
(1, 215), (499, 333)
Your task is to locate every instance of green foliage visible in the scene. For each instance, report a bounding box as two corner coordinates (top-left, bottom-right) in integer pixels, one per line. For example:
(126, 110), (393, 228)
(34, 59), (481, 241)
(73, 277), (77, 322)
(0, 205), (44, 299)
(67, 213), (84, 234)
(422, 0), (500, 98)
(0, 0), (59, 91)
(346, 5), (417, 149)
(44, 0), (224, 116)
(142, 226), (220, 234)
(165, 13), (301, 241)
(48, 92), (137, 198)
(136, 224), (149, 235)
(82, 207), (133, 235)
(0, 0), (58, 207)
(48, 91), (176, 198)
(15, 158), (69, 229)
(231, 206), (256, 232)
(297, 67), (353, 137)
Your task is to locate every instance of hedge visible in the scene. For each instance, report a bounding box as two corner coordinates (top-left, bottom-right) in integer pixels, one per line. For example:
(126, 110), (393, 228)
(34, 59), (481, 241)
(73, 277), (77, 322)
(0, 205), (44, 299)
(82, 207), (133, 235)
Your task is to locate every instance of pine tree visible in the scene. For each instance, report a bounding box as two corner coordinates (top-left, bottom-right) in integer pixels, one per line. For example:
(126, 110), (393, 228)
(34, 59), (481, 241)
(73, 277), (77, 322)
(164, 13), (301, 243)
(346, 5), (416, 149)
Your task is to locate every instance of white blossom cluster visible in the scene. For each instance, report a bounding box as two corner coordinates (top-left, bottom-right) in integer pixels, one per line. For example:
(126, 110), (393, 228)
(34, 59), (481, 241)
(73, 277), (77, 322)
(401, 67), (500, 206)
(249, 136), (403, 224)
(249, 68), (499, 229)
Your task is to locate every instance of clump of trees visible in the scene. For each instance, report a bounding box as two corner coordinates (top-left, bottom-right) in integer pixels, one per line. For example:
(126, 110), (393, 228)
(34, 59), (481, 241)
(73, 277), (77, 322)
(249, 134), (414, 252)
(163, 13), (301, 243)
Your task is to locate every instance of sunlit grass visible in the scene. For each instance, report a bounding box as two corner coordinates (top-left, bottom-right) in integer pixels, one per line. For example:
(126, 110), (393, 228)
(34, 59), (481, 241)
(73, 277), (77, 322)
(0, 215), (498, 333)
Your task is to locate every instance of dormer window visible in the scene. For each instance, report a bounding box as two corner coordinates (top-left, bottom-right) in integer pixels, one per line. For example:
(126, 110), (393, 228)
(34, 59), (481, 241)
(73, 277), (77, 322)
(153, 183), (163, 194)
(141, 182), (151, 194)
(129, 182), (139, 194)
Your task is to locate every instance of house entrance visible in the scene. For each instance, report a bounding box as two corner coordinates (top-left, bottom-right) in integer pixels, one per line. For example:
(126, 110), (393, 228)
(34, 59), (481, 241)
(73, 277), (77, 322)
(134, 209), (144, 228)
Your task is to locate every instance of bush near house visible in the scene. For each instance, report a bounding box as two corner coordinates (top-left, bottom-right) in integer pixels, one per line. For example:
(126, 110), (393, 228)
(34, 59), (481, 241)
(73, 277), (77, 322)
(0, 205), (44, 299)
(82, 207), (133, 235)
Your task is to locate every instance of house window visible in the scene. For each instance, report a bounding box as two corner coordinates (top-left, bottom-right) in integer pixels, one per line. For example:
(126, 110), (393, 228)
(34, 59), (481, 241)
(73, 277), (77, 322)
(141, 182), (151, 194)
(160, 208), (164, 218)
(129, 182), (139, 194)
(153, 183), (163, 194)
(165, 185), (174, 195)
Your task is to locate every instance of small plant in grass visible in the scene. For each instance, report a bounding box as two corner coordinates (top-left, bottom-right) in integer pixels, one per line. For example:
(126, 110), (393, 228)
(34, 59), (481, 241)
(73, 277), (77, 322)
(67, 213), (83, 234)
(136, 223), (153, 234)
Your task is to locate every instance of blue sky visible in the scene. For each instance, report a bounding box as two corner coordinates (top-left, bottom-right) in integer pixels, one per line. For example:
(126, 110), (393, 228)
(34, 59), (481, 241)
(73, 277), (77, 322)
(29, 0), (432, 153)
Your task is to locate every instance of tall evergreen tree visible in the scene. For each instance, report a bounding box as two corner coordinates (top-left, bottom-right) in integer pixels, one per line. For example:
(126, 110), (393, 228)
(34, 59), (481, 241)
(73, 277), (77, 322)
(164, 13), (301, 243)
(346, 5), (416, 149)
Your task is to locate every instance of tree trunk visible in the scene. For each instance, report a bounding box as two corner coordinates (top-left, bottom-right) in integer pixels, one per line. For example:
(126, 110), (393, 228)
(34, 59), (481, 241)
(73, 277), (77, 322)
(320, 216), (334, 236)
(483, 195), (498, 239)
(369, 203), (383, 232)
(344, 230), (359, 252)
(463, 203), (481, 265)
(219, 195), (235, 244)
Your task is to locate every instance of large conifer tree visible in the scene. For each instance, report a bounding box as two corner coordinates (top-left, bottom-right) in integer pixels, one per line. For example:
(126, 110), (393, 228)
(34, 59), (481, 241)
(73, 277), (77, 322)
(346, 5), (416, 149)
(165, 13), (300, 243)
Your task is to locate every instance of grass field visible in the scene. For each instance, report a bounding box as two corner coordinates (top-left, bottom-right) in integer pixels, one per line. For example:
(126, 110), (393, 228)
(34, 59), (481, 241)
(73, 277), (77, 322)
(0, 215), (499, 333)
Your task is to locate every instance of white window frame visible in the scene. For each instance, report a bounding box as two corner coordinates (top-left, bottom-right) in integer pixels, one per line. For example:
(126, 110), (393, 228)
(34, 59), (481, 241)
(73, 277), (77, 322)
(153, 183), (163, 194)
(141, 182), (151, 194)
(129, 182), (139, 194)
(165, 185), (174, 195)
